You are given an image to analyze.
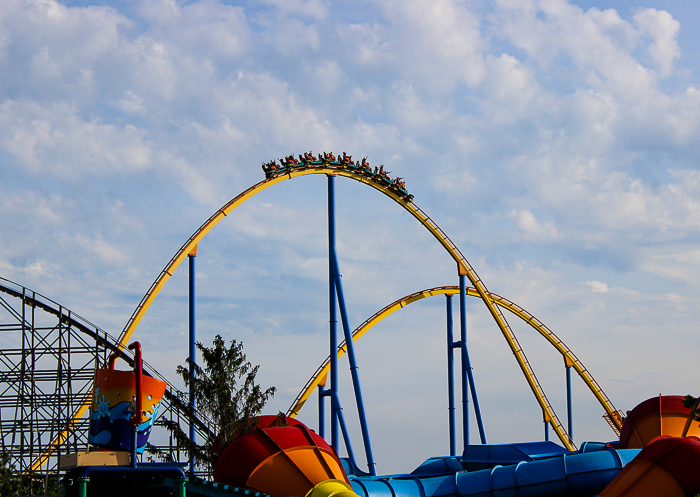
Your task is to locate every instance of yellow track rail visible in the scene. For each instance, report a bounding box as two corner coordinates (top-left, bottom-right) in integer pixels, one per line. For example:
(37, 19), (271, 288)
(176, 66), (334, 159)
(286, 285), (623, 436)
(39, 164), (598, 467)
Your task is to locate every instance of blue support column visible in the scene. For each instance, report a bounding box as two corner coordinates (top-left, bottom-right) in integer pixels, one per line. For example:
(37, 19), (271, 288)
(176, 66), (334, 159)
(188, 249), (197, 473)
(465, 347), (487, 444)
(327, 174), (376, 475)
(328, 175), (339, 450)
(332, 255), (377, 476)
(331, 391), (358, 469)
(318, 383), (327, 439)
(459, 273), (488, 445)
(458, 275), (470, 448)
(446, 295), (456, 457)
(544, 411), (550, 442)
(565, 357), (573, 445)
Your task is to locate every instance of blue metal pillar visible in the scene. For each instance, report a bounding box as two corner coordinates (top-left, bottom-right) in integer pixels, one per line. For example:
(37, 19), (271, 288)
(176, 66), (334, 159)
(328, 175), (339, 450)
(188, 249), (197, 473)
(565, 357), (573, 445)
(332, 391), (358, 470)
(332, 255), (377, 476)
(465, 347), (487, 444)
(459, 273), (488, 445)
(318, 383), (327, 439)
(446, 295), (457, 457)
(458, 275), (470, 447)
(327, 174), (376, 475)
(544, 411), (550, 442)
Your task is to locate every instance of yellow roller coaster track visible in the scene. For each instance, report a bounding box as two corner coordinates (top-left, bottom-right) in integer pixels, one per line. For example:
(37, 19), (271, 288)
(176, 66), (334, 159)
(286, 285), (624, 436)
(37, 162), (620, 468)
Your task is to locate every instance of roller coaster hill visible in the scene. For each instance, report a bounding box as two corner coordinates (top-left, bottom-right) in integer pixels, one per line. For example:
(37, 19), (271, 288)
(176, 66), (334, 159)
(262, 152), (413, 201)
(2, 151), (700, 497)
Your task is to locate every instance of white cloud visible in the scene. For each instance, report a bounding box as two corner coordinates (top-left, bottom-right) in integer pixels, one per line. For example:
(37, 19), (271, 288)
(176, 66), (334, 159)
(0, 190), (71, 226)
(301, 60), (346, 96)
(480, 53), (544, 124)
(25, 261), (49, 277)
(585, 280), (609, 293)
(372, 0), (486, 92)
(641, 248), (700, 286)
(511, 209), (559, 241)
(136, 0), (250, 60)
(493, 1), (669, 98)
(75, 234), (127, 264)
(389, 81), (453, 129)
(432, 168), (477, 195)
(115, 90), (147, 115)
(0, 101), (153, 178)
(258, 0), (330, 20)
(633, 8), (681, 77)
(338, 22), (391, 68)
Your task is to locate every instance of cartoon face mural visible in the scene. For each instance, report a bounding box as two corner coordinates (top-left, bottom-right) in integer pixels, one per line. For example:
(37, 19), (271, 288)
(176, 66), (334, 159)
(88, 368), (167, 453)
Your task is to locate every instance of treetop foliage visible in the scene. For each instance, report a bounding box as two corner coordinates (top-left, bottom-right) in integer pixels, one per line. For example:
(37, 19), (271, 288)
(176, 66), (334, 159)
(149, 334), (276, 471)
(682, 394), (700, 422)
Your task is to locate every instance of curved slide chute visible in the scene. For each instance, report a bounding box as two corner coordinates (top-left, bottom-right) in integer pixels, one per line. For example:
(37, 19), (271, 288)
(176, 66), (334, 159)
(350, 447), (640, 497)
(287, 285), (622, 437)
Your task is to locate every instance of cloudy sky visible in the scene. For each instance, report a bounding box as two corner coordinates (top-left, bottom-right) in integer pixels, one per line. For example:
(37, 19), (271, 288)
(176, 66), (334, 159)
(1, 0), (699, 474)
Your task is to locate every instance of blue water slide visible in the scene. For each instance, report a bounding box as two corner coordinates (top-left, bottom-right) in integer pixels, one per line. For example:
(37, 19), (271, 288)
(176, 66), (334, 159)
(349, 445), (640, 497)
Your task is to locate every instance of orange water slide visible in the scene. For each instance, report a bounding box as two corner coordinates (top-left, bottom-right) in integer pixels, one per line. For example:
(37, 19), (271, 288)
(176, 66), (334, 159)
(618, 395), (700, 449)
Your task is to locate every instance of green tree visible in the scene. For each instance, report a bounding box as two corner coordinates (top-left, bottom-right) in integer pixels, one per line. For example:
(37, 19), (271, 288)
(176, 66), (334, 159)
(682, 394), (700, 422)
(0, 451), (20, 497)
(149, 335), (276, 471)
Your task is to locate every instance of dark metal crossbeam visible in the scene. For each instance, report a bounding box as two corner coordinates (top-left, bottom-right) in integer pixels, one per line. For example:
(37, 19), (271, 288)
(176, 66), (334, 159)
(0, 277), (216, 495)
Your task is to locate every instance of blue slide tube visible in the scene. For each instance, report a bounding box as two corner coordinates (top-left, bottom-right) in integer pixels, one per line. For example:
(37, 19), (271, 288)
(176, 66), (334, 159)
(349, 448), (640, 497)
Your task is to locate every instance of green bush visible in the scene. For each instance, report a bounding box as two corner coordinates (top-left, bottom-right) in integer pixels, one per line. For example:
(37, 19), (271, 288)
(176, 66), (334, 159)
(0, 451), (20, 497)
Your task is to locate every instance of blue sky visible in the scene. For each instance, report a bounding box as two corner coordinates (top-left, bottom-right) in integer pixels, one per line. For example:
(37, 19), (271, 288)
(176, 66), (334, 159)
(1, 0), (699, 473)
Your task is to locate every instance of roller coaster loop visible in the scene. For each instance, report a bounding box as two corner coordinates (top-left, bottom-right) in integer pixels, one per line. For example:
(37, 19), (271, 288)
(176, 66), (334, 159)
(46, 159), (624, 464)
(286, 285), (624, 437)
